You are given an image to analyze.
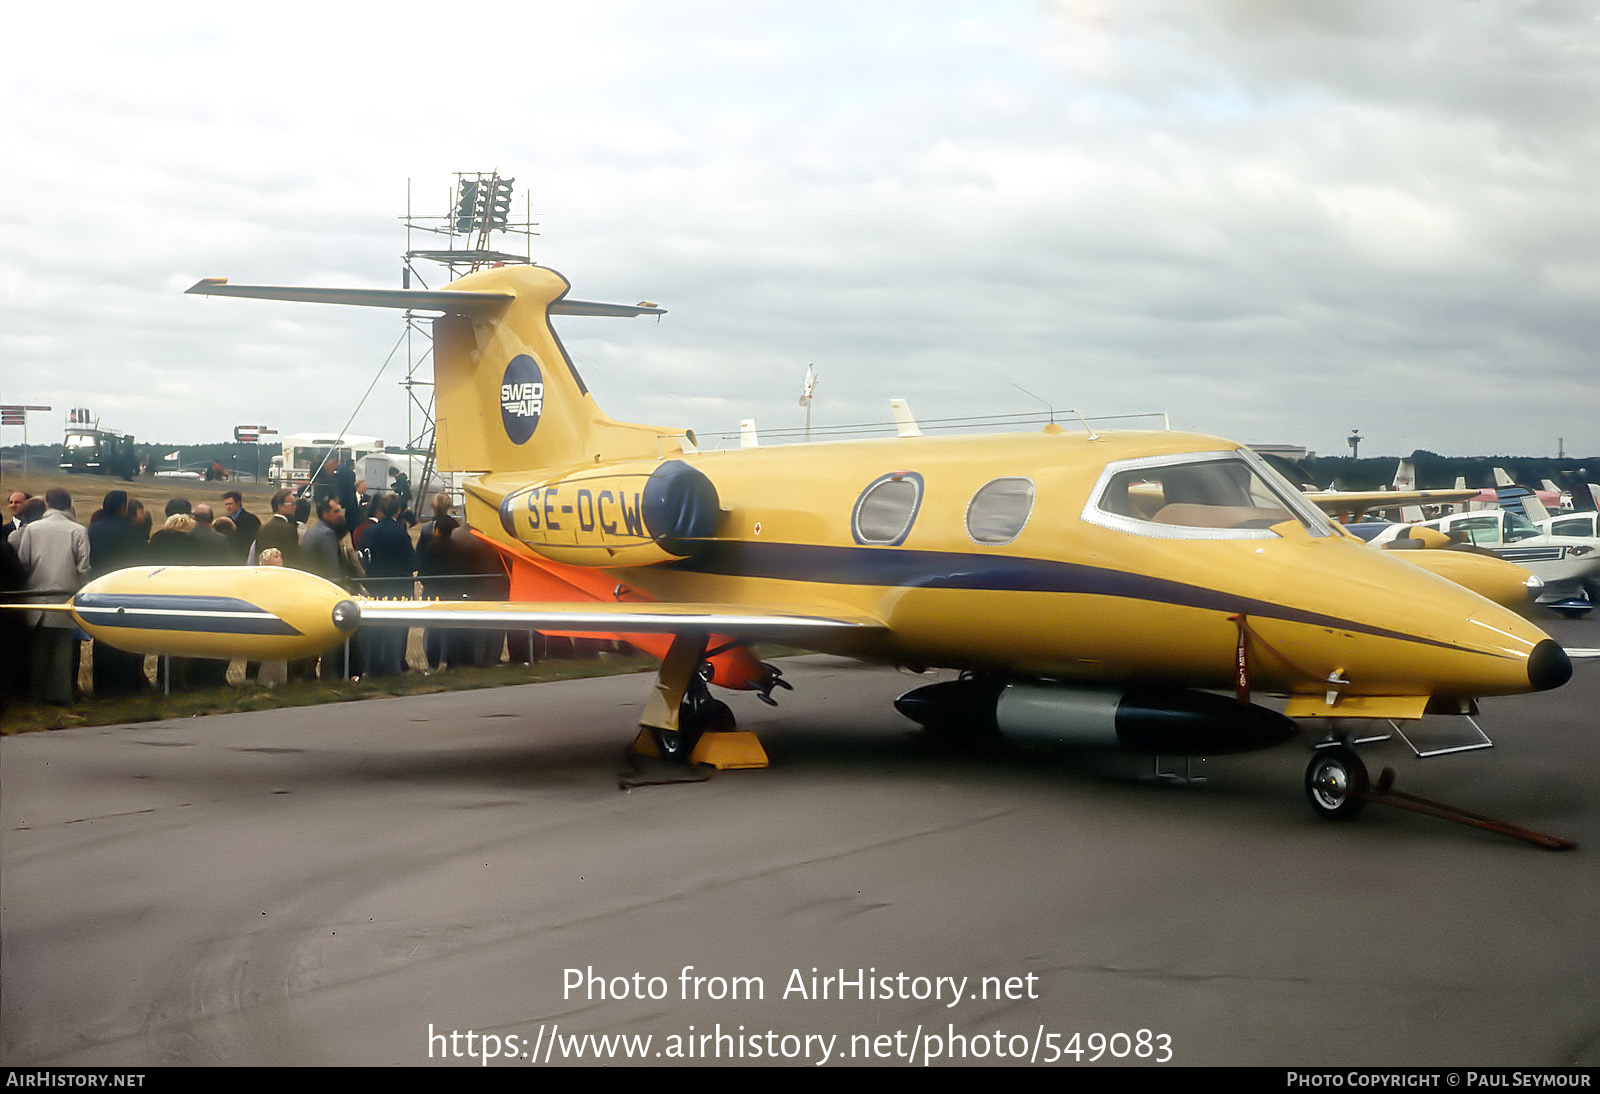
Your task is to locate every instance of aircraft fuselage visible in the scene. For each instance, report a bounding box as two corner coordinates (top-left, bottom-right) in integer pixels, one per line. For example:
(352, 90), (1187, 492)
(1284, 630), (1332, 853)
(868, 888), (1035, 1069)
(470, 428), (1563, 717)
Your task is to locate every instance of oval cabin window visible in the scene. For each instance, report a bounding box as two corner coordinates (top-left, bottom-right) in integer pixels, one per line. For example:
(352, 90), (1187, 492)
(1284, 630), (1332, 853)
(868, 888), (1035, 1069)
(966, 477), (1034, 544)
(852, 473), (923, 546)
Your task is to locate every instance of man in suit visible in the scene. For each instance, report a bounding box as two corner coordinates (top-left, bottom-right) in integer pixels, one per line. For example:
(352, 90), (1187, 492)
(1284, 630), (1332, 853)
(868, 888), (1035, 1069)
(255, 488), (300, 567)
(88, 489), (152, 697)
(190, 504), (233, 563)
(300, 496), (348, 583)
(358, 492), (416, 676)
(2, 490), (28, 543)
(221, 491), (261, 562)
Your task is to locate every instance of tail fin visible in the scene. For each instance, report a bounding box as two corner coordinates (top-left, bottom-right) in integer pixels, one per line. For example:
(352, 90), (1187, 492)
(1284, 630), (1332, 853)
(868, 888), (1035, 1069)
(187, 264), (681, 475)
(1391, 459), (1423, 521)
(1493, 483), (1548, 523)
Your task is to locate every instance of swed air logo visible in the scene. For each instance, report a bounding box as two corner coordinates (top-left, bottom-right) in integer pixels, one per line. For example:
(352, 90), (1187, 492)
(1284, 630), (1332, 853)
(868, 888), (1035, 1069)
(500, 354), (544, 444)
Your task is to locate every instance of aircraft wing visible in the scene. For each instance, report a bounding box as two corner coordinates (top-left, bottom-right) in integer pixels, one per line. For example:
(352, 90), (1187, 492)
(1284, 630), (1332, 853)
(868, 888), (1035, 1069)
(51, 566), (885, 661)
(354, 599), (884, 639)
(1306, 489), (1478, 519)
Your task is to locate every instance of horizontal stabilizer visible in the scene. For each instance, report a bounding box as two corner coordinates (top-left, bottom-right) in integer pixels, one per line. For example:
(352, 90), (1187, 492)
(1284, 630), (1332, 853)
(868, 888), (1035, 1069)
(186, 278), (664, 318)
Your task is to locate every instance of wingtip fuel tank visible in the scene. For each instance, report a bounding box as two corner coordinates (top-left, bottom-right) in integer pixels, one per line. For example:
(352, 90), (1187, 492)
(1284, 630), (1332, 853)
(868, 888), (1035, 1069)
(70, 566), (359, 661)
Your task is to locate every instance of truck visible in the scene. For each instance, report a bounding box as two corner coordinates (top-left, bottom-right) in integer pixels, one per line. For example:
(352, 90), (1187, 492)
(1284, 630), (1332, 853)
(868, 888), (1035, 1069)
(267, 433), (459, 510)
(60, 408), (136, 475)
(266, 433), (388, 492)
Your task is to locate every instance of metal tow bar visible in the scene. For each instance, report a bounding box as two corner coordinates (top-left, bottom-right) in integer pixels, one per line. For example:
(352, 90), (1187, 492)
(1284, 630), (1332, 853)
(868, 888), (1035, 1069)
(1355, 768), (1577, 851)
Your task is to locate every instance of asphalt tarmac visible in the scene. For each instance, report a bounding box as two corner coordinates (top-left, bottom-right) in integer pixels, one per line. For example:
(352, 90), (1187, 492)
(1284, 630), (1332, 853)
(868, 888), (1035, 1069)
(3, 619), (1597, 1068)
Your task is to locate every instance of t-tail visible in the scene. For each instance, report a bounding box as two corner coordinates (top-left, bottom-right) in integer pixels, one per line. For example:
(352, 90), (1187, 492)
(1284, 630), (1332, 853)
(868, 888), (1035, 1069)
(187, 265), (683, 476)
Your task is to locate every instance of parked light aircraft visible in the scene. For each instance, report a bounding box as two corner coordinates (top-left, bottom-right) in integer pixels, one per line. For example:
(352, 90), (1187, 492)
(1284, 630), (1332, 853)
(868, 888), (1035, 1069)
(1446, 470), (1564, 515)
(1542, 512), (1599, 540)
(41, 264), (1576, 820)
(1339, 523), (1546, 611)
(1302, 459), (1477, 525)
(1250, 459), (1537, 608)
(1369, 510), (1600, 618)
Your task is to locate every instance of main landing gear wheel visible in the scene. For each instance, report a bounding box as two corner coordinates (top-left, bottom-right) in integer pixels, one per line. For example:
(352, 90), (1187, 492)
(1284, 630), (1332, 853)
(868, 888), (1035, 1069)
(1305, 746), (1369, 821)
(651, 726), (696, 762)
(655, 663), (739, 764)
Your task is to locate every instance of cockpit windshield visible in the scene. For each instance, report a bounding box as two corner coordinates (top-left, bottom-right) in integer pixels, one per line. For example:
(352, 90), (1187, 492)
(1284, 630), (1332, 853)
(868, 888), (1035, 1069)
(1084, 450), (1337, 540)
(1502, 513), (1542, 543)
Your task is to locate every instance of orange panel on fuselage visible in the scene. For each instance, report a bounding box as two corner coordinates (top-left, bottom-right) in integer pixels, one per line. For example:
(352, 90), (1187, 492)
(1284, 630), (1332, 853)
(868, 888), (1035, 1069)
(474, 530), (768, 690)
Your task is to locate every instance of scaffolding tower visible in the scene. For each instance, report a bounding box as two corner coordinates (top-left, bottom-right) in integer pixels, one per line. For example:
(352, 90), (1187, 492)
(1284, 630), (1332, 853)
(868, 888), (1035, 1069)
(397, 173), (538, 497)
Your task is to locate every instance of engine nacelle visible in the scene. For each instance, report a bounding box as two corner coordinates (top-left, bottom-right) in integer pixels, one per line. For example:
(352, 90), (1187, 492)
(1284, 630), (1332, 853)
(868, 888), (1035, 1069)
(497, 459), (720, 568)
(895, 678), (1298, 756)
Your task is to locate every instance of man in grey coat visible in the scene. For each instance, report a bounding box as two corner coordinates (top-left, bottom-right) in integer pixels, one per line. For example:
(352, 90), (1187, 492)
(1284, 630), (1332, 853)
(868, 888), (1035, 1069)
(13, 487), (90, 704)
(299, 496), (349, 583)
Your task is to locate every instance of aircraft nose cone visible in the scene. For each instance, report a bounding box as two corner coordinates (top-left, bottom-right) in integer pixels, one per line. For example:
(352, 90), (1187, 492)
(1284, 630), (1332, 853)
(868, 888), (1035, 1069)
(1527, 639), (1572, 692)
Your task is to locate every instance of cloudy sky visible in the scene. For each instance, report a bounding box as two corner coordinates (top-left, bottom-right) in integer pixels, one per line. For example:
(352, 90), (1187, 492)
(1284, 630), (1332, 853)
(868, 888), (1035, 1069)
(4, 1), (1597, 459)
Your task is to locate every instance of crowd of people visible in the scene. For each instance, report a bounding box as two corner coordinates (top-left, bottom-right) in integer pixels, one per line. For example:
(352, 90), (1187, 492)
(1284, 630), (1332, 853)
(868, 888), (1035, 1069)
(2, 467), (527, 711)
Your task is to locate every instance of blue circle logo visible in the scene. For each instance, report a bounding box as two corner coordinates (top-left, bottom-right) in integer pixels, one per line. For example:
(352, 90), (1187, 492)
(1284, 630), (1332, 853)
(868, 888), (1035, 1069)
(500, 354), (544, 445)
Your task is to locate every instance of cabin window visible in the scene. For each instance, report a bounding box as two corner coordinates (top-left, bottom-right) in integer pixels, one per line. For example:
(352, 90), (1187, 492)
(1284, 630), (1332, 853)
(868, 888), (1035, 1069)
(1085, 450), (1336, 540)
(1449, 516), (1501, 545)
(852, 472), (923, 546)
(1500, 513), (1543, 543)
(1552, 517), (1593, 538)
(966, 478), (1034, 544)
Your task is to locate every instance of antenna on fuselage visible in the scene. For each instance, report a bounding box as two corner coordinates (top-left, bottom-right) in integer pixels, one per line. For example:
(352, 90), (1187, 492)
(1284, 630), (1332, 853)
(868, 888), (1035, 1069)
(1012, 382), (1099, 440)
(888, 398), (922, 438)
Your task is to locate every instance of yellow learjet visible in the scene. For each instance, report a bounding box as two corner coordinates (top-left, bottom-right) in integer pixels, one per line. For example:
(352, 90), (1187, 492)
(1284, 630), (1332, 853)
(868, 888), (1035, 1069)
(55, 265), (1573, 819)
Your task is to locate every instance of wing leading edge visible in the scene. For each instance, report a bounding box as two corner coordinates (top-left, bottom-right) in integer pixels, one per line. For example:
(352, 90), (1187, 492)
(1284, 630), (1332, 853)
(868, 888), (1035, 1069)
(1306, 488), (1479, 519)
(49, 567), (880, 661)
(354, 599), (884, 640)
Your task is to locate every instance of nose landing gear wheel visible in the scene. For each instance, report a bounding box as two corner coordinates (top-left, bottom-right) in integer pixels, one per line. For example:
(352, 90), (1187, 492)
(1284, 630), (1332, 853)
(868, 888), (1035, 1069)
(1305, 747), (1369, 821)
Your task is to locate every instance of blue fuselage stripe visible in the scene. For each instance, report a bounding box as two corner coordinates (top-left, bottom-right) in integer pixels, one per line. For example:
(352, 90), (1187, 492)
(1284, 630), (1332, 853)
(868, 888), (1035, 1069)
(667, 541), (1474, 654)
